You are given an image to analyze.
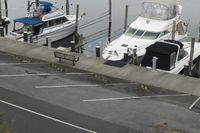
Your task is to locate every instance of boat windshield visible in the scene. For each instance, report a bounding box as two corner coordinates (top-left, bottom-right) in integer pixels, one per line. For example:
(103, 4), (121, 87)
(141, 31), (160, 40)
(125, 28), (160, 40)
(142, 2), (176, 20)
(13, 23), (32, 34)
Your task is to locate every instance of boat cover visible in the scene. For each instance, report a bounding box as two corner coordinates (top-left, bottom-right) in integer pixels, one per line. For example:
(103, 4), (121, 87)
(141, 41), (180, 71)
(14, 17), (43, 26)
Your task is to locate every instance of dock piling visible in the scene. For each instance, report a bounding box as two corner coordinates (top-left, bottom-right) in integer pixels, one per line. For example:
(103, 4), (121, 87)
(124, 5), (128, 33)
(188, 37), (195, 76)
(108, 0), (112, 42)
(172, 21), (176, 40)
(66, 0), (69, 15)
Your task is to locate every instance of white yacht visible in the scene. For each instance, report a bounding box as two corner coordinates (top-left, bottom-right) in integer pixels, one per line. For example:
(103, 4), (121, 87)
(102, 0), (187, 61)
(10, 1), (79, 45)
(141, 40), (200, 76)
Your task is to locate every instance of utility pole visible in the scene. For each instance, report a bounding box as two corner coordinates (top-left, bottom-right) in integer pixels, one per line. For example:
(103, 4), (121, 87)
(66, 0), (69, 15)
(108, 0), (112, 42)
(124, 5), (128, 33)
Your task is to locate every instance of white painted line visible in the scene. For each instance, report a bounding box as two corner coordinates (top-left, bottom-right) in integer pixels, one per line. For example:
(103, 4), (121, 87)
(0, 73), (57, 77)
(0, 99), (97, 133)
(35, 83), (136, 89)
(83, 94), (190, 102)
(0, 73), (93, 77)
(189, 97), (200, 110)
(0, 62), (49, 65)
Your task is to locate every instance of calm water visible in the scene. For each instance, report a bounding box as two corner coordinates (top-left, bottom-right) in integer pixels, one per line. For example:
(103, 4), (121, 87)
(3, 0), (200, 49)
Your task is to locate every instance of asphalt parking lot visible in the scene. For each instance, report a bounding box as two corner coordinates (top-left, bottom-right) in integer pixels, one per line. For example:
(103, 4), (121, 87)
(0, 51), (200, 133)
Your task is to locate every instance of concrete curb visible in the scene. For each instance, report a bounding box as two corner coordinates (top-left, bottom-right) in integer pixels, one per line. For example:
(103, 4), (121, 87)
(0, 37), (200, 96)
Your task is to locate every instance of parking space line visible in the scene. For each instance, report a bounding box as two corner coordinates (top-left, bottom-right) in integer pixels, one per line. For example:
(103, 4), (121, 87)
(35, 83), (136, 89)
(83, 94), (190, 102)
(0, 73), (93, 77)
(189, 97), (200, 110)
(0, 99), (98, 133)
(0, 62), (49, 65)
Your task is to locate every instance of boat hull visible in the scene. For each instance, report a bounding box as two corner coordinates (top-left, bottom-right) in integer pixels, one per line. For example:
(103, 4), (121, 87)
(33, 22), (76, 45)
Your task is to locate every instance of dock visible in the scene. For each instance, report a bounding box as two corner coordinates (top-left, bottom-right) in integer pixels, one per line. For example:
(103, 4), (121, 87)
(0, 37), (200, 97)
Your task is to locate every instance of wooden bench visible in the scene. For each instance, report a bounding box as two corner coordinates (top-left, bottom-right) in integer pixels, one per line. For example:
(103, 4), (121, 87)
(53, 51), (79, 65)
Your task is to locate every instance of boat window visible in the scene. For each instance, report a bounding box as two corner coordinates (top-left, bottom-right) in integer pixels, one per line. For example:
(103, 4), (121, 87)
(61, 17), (68, 23)
(141, 31), (160, 40)
(49, 20), (54, 27)
(125, 28), (137, 36)
(55, 18), (62, 25)
(159, 30), (170, 37)
(133, 30), (145, 38)
(170, 52), (176, 70)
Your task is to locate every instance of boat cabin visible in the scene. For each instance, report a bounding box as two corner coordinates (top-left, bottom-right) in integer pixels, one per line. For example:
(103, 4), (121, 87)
(12, 1), (69, 36)
(142, 0), (180, 20)
(141, 40), (188, 71)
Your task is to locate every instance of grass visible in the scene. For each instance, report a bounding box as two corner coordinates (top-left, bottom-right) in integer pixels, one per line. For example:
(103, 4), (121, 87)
(0, 112), (13, 133)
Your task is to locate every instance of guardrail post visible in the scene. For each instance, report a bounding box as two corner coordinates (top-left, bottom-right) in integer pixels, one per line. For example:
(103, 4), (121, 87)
(152, 56), (158, 72)
(96, 46), (100, 58)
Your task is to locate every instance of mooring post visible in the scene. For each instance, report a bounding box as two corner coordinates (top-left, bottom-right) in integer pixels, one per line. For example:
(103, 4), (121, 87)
(46, 36), (52, 49)
(152, 57), (158, 72)
(79, 34), (83, 54)
(70, 35), (75, 52)
(66, 0), (69, 15)
(172, 20), (176, 40)
(29, 34), (33, 43)
(108, 0), (112, 42)
(23, 32), (28, 42)
(188, 37), (195, 76)
(0, 26), (4, 37)
(96, 46), (100, 58)
(124, 5), (128, 33)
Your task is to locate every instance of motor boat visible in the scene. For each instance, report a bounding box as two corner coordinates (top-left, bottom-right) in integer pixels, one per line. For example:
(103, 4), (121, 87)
(141, 40), (200, 76)
(9, 1), (80, 45)
(102, 0), (187, 61)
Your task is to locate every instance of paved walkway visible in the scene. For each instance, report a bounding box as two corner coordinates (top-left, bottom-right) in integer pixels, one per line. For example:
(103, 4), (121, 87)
(0, 37), (200, 96)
